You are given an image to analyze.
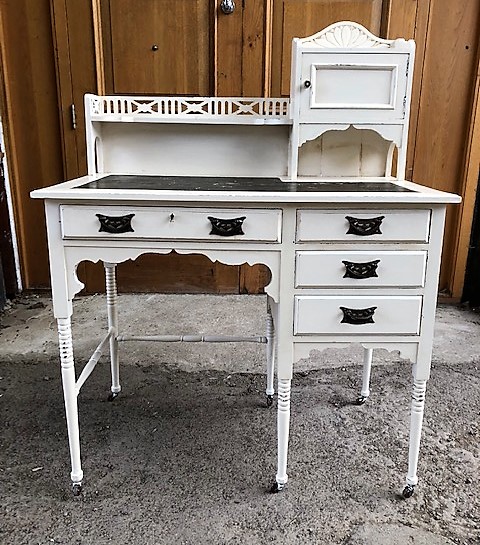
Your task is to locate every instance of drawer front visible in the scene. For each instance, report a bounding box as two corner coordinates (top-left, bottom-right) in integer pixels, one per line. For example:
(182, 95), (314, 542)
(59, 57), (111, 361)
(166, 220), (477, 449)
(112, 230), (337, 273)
(60, 206), (282, 242)
(294, 295), (422, 335)
(295, 251), (427, 288)
(296, 209), (431, 242)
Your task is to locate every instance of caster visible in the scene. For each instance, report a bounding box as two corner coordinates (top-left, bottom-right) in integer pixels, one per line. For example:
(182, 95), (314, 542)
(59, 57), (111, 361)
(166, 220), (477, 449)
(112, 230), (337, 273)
(269, 481), (286, 493)
(266, 395), (274, 408)
(402, 484), (415, 498)
(72, 483), (82, 496)
(107, 392), (119, 402)
(355, 395), (368, 405)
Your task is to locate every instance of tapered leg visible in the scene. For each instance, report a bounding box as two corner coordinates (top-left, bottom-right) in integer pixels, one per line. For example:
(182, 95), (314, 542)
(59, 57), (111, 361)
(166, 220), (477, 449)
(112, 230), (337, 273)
(403, 377), (427, 498)
(270, 378), (291, 492)
(58, 317), (83, 494)
(265, 307), (275, 407)
(356, 348), (373, 405)
(104, 262), (120, 400)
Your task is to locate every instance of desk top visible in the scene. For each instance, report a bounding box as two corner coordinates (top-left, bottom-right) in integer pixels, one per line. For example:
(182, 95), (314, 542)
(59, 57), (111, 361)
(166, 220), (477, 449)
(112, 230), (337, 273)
(79, 175), (413, 193)
(31, 173), (461, 204)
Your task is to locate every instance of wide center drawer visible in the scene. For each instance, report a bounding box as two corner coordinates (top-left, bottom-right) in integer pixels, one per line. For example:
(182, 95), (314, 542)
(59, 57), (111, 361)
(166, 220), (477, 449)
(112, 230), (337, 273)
(60, 206), (282, 242)
(295, 250), (427, 288)
(296, 209), (431, 242)
(294, 295), (422, 335)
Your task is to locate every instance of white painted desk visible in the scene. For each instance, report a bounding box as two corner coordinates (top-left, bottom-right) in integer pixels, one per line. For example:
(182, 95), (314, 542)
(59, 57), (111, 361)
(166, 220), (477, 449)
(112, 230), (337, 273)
(31, 22), (460, 498)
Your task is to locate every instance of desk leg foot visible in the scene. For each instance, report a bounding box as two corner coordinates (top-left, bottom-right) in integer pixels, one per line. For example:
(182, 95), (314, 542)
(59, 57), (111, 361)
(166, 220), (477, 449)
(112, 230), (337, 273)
(275, 378), (291, 492)
(357, 348), (373, 404)
(402, 484), (415, 499)
(58, 318), (84, 495)
(72, 483), (82, 496)
(266, 394), (274, 408)
(105, 263), (121, 396)
(269, 481), (286, 493)
(107, 392), (120, 402)
(405, 377), (426, 496)
(355, 395), (368, 405)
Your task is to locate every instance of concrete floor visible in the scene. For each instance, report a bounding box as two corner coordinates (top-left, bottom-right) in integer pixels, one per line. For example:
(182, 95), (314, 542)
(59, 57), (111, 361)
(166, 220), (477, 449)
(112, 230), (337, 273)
(1, 293), (479, 544)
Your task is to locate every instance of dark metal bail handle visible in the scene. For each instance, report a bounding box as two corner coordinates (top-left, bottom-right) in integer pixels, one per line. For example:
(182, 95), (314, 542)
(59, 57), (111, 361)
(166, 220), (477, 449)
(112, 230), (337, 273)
(342, 259), (380, 279)
(96, 213), (135, 234)
(340, 306), (377, 325)
(345, 215), (385, 236)
(208, 216), (246, 237)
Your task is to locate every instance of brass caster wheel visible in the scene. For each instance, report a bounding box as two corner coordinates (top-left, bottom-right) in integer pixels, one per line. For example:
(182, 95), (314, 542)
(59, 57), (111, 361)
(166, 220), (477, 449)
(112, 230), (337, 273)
(72, 483), (82, 496)
(402, 484), (415, 498)
(266, 394), (274, 408)
(269, 481), (286, 493)
(355, 395), (368, 406)
(107, 392), (119, 402)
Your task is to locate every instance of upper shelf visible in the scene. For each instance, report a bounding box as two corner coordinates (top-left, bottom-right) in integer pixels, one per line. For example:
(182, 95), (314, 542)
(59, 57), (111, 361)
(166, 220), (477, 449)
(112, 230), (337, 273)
(86, 95), (292, 125)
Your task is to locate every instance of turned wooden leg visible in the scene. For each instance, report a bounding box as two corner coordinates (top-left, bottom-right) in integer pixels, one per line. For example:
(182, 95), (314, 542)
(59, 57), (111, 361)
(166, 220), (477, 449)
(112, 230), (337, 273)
(356, 348), (373, 405)
(271, 378), (291, 492)
(265, 307), (275, 407)
(104, 262), (120, 400)
(58, 317), (83, 495)
(403, 377), (427, 498)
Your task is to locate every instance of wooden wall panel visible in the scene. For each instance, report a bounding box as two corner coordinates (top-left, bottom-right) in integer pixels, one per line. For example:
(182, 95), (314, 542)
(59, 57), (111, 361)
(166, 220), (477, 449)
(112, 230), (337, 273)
(79, 254), (242, 294)
(0, 0), (64, 288)
(411, 0), (480, 292)
(216, 0), (269, 96)
(108, 0), (212, 95)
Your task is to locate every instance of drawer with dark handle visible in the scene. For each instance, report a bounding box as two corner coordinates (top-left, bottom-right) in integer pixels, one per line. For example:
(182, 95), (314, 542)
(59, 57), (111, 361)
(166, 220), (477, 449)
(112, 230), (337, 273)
(294, 295), (422, 335)
(60, 205), (281, 241)
(296, 210), (431, 242)
(295, 251), (426, 288)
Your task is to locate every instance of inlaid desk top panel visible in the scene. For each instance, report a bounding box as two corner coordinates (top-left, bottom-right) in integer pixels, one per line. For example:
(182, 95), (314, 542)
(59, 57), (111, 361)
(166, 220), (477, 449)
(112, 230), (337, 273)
(32, 174), (459, 205)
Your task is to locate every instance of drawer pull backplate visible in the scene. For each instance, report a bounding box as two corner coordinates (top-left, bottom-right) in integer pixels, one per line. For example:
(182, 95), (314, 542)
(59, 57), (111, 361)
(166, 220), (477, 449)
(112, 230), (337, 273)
(208, 216), (246, 237)
(96, 213), (135, 234)
(346, 215), (385, 236)
(340, 306), (377, 325)
(342, 259), (380, 279)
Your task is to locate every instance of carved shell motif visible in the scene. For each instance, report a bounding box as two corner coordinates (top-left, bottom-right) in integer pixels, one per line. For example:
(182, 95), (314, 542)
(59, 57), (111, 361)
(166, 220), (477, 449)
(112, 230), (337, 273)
(301, 22), (393, 49)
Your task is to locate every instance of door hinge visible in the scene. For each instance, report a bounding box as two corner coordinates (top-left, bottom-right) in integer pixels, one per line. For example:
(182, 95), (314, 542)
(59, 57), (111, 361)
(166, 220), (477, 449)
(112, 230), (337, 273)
(70, 103), (77, 130)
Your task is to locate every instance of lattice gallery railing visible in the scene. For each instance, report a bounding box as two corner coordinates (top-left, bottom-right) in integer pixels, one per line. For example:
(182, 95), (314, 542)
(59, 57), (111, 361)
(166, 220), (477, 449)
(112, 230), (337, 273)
(88, 96), (291, 122)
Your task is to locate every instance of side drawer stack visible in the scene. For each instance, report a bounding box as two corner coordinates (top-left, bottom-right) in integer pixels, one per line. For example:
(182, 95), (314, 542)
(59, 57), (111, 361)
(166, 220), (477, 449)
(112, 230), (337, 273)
(293, 209), (431, 336)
